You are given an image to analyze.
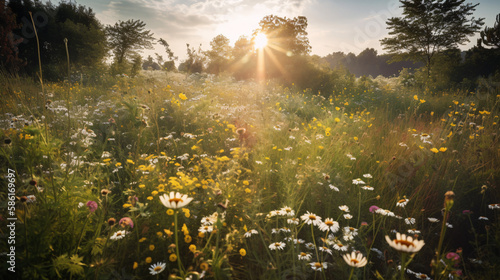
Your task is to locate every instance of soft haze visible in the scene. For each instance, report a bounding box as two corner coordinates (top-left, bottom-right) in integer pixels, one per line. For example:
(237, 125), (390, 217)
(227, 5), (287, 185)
(73, 0), (500, 62)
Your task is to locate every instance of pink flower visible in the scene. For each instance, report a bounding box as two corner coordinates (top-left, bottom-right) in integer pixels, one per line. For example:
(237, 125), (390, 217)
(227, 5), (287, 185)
(369, 205), (380, 213)
(86, 201), (98, 213)
(462, 210), (472, 215)
(119, 217), (134, 228)
(446, 252), (460, 261)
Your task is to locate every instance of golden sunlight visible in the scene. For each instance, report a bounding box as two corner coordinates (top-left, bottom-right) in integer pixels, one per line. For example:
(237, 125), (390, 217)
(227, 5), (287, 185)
(254, 33), (268, 49)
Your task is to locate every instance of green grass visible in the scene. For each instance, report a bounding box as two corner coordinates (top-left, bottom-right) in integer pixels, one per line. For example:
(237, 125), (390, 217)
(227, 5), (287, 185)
(1, 70), (499, 279)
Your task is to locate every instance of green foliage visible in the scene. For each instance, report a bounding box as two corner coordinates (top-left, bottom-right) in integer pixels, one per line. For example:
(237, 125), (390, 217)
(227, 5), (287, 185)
(381, 0), (484, 79)
(106, 19), (155, 74)
(480, 13), (500, 48)
(206, 34), (232, 74)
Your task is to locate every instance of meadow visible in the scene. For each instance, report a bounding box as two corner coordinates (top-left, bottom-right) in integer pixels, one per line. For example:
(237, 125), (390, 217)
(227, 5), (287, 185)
(1, 70), (499, 280)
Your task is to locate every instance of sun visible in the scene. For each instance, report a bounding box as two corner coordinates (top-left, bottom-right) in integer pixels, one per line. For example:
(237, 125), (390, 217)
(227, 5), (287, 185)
(254, 33), (268, 49)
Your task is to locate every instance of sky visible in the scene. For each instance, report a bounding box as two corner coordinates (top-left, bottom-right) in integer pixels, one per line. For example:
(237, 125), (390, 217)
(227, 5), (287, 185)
(71, 0), (500, 62)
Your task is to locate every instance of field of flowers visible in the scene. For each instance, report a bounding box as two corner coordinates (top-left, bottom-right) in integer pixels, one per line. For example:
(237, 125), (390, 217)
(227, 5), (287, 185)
(1, 71), (499, 279)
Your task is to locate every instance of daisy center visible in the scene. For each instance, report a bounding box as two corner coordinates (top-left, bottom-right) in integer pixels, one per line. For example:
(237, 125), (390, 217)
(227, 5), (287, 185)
(395, 239), (415, 247)
(154, 266), (162, 272)
(314, 262), (322, 268)
(350, 259), (359, 264)
(309, 215), (317, 220)
(169, 198), (183, 203)
(398, 199), (406, 203)
(274, 243), (281, 246)
(300, 252), (307, 256)
(325, 221), (334, 226)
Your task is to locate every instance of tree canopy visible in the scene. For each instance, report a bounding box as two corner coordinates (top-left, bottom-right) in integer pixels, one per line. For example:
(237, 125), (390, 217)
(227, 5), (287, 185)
(480, 13), (500, 48)
(380, 0), (484, 79)
(106, 19), (155, 65)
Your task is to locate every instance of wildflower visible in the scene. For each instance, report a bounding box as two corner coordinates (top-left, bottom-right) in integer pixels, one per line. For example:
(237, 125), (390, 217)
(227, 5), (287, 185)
(488, 204), (500, 210)
(280, 206), (295, 216)
(405, 217), (416, 225)
(319, 246), (333, 255)
(407, 229), (421, 235)
(287, 218), (300, 225)
(189, 244), (197, 253)
(133, 262), (138, 269)
(184, 235), (192, 243)
(169, 254), (177, 262)
(239, 248), (246, 256)
(149, 262), (166, 275)
(385, 232), (425, 253)
(145, 257), (152, 264)
(166, 209), (174, 215)
(430, 148), (439, 153)
(369, 205), (380, 213)
(86, 201), (98, 212)
(159, 191), (193, 209)
(298, 252), (312, 261)
(319, 218), (340, 233)
(344, 214), (353, 220)
(110, 230), (128, 240)
(107, 218), (116, 226)
(269, 242), (286, 250)
(200, 262), (209, 271)
(244, 229), (258, 238)
(428, 217), (440, 223)
(119, 217), (134, 228)
(343, 251), (368, 267)
(363, 174), (372, 178)
(300, 211), (322, 226)
(397, 198), (409, 207)
(478, 216), (489, 220)
(333, 242), (348, 251)
(352, 178), (366, 185)
(439, 147), (447, 152)
(339, 205), (350, 212)
(199, 225), (214, 233)
(305, 243), (315, 250)
(309, 262), (327, 271)
(329, 184), (339, 191)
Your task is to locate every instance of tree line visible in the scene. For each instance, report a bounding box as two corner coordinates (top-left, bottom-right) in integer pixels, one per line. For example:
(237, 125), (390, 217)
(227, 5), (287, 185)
(1, 0), (499, 92)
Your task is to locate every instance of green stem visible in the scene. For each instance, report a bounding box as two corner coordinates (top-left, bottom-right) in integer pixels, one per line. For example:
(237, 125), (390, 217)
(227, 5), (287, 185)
(400, 253), (407, 280)
(348, 267), (354, 280)
(75, 213), (91, 254)
(174, 210), (185, 278)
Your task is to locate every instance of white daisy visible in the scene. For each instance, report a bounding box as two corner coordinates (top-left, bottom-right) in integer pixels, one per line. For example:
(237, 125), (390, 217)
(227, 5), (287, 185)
(149, 262), (166, 275)
(318, 218), (340, 233)
(300, 211), (322, 226)
(385, 232), (425, 253)
(343, 251), (368, 267)
(269, 242), (286, 250)
(339, 205), (350, 212)
(110, 230), (128, 240)
(309, 262), (328, 271)
(298, 252), (312, 261)
(159, 191), (194, 209)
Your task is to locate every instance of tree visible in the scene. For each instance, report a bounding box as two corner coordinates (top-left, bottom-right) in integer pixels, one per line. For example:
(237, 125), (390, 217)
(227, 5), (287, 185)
(158, 38), (177, 71)
(480, 13), (500, 48)
(106, 19), (154, 66)
(205, 34), (232, 74)
(0, 0), (24, 72)
(6, 0), (106, 78)
(255, 15), (310, 55)
(380, 0), (484, 80)
(178, 44), (204, 73)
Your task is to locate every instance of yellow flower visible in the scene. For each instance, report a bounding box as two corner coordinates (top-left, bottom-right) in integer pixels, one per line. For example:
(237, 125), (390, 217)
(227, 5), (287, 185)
(239, 248), (247, 257)
(169, 254), (177, 262)
(149, 244), (155, 251)
(198, 232), (205, 238)
(139, 184), (145, 188)
(182, 224), (189, 235)
(123, 203), (132, 208)
(156, 231), (163, 238)
(126, 159), (135, 164)
(419, 99), (426, 104)
(115, 162), (122, 167)
(133, 262), (138, 269)
(139, 237), (147, 243)
(103, 158), (111, 163)
(243, 180), (249, 186)
(413, 95), (418, 101)
(164, 229), (173, 237)
(146, 257), (152, 264)
(147, 196), (153, 200)
(353, 137), (358, 141)
(334, 118), (340, 123)
(179, 93), (187, 100)
(439, 147), (447, 152)
(200, 262), (209, 271)
(430, 148), (439, 154)
(245, 188), (251, 194)
(189, 244), (197, 253)
(184, 235), (192, 243)
(166, 209), (174, 215)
